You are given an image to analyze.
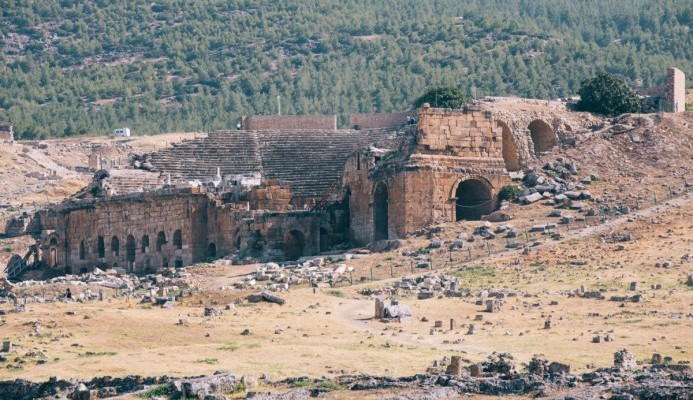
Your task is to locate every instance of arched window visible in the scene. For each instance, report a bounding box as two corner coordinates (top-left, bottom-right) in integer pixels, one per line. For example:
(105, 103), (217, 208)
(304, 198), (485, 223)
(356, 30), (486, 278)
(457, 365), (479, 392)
(97, 236), (105, 258)
(111, 236), (120, 257)
(141, 235), (149, 253)
(173, 229), (182, 250)
(156, 231), (167, 251)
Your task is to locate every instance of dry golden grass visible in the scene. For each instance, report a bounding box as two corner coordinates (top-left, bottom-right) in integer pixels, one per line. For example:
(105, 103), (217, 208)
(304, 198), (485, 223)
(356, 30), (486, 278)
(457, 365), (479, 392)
(1, 196), (690, 385)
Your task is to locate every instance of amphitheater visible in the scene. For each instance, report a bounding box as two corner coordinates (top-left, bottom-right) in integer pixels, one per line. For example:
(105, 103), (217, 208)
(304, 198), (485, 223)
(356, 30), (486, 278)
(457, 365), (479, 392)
(5, 99), (606, 279)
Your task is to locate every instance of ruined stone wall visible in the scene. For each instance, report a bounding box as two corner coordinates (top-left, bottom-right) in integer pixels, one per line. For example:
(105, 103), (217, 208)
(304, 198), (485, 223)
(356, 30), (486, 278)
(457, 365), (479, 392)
(240, 115), (337, 130)
(36, 191), (210, 274)
(666, 67), (686, 113)
(349, 112), (409, 130)
(247, 180), (292, 211)
(416, 106), (503, 158)
(342, 108), (510, 245)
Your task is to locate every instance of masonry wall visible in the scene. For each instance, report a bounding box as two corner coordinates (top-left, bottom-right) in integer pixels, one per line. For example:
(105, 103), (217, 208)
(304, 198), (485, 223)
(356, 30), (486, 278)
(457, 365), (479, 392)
(416, 106), (503, 158)
(37, 192), (210, 274)
(666, 68), (686, 113)
(240, 115), (337, 130)
(349, 112), (409, 130)
(343, 107), (510, 245)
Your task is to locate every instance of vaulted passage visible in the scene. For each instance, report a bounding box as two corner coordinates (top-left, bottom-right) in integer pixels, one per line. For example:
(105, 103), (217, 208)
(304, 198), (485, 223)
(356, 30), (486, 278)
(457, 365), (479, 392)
(284, 230), (305, 261)
(373, 183), (389, 241)
(319, 228), (330, 252)
(455, 179), (494, 221)
(497, 120), (519, 171)
(111, 236), (120, 257)
(529, 120), (557, 156)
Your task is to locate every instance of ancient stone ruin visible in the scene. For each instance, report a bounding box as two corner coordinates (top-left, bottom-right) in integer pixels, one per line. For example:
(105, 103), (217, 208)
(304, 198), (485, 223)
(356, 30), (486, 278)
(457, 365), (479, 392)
(4, 101), (608, 278)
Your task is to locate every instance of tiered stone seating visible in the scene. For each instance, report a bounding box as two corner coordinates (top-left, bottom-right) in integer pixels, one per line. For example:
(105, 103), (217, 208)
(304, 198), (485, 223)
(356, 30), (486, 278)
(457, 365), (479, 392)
(106, 169), (164, 195)
(148, 131), (262, 181)
(146, 128), (407, 198)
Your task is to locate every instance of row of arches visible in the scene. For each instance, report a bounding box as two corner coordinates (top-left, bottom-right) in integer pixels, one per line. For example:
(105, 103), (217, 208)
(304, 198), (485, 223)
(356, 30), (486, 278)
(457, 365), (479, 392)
(497, 119), (558, 172)
(80, 229), (184, 262)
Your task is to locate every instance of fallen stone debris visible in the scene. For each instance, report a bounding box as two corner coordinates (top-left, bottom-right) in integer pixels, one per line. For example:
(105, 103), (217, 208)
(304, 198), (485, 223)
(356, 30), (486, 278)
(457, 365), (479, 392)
(2, 349), (689, 399)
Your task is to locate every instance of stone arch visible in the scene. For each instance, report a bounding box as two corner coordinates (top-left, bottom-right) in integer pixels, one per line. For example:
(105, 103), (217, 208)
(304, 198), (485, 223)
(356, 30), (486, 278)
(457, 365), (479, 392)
(373, 182), (389, 241)
(174, 257), (183, 268)
(173, 229), (183, 250)
(156, 231), (167, 251)
(528, 119), (557, 156)
(455, 178), (494, 221)
(496, 120), (520, 171)
(162, 257), (169, 268)
(207, 243), (217, 259)
(319, 227), (330, 252)
(141, 235), (149, 253)
(79, 241), (86, 260)
(284, 230), (305, 261)
(97, 236), (105, 258)
(111, 236), (120, 257)
(126, 235), (136, 263)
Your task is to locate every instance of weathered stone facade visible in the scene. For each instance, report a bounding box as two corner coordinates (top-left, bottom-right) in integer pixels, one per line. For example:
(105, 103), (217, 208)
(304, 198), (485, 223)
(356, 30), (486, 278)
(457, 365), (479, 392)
(15, 102), (607, 276)
(32, 183), (340, 274)
(343, 106), (510, 245)
(665, 67), (686, 113)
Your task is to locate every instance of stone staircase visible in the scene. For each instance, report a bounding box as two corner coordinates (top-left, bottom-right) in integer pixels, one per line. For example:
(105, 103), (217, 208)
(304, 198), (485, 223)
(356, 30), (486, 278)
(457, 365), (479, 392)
(146, 128), (405, 198)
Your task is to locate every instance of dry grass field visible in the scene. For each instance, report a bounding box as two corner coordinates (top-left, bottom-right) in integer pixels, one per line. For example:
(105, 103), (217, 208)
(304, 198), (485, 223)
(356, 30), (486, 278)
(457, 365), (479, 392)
(1, 194), (690, 390)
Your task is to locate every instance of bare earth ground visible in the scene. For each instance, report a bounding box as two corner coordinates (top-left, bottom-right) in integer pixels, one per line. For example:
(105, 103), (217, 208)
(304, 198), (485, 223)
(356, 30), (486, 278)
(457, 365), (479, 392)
(0, 113), (691, 399)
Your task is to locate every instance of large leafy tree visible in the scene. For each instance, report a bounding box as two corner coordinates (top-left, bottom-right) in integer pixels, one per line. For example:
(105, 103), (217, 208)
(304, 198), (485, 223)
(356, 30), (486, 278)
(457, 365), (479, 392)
(576, 73), (642, 115)
(413, 87), (467, 109)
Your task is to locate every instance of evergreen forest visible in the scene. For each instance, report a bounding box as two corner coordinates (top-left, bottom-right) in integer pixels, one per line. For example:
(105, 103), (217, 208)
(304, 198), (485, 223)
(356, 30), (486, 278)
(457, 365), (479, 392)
(0, 0), (691, 138)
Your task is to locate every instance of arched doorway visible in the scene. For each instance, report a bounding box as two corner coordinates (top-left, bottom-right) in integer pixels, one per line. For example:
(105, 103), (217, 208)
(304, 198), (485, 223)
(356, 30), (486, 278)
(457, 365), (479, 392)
(319, 228), (330, 252)
(49, 237), (58, 268)
(455, 179), (494, 221)
(497, 120), (519, 171)
(207, 243), (217, 259)
(97, 236), (105, 258)
(528, 120), (557, 156)
(126, 235), (136, 262)
(79, 241), (86, 260)
(111, 236), (120, 257)
(284, 230), (305, 261)
(373, 183), (389, 241)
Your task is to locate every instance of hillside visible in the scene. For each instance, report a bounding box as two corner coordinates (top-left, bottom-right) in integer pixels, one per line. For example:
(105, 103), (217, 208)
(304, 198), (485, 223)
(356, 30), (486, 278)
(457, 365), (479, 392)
(1, 0), (691, 138)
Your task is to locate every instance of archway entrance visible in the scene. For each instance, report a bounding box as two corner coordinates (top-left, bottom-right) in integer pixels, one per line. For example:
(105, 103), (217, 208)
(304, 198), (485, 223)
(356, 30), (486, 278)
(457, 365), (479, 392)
(207, 243), (217, 259)
(319, 228), (330, 252)
(455, 179), (494, 221)
(497, 120), (519, 171)
(528, 120), (557, 156)
(284, 230), (305, 261)
(49, 237), (58, 268)
(373, 183), (389, 241)
(126, 235), (136, 264)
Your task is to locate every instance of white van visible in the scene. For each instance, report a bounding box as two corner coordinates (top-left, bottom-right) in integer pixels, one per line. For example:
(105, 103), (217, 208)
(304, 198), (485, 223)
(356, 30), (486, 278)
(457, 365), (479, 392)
(113, 127), (131, 137)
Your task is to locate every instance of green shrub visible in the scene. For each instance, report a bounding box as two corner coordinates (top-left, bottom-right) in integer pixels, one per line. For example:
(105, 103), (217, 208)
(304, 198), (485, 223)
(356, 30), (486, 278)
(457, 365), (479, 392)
(576, 73), (641, 115)
(498, 185), (521, 201)
(414, 86), (467, 109)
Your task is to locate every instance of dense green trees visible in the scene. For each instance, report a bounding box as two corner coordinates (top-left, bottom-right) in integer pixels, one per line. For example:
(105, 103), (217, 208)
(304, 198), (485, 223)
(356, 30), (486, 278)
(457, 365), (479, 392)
(0, 0), (690, 138)
(576, 73), (642, 115)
